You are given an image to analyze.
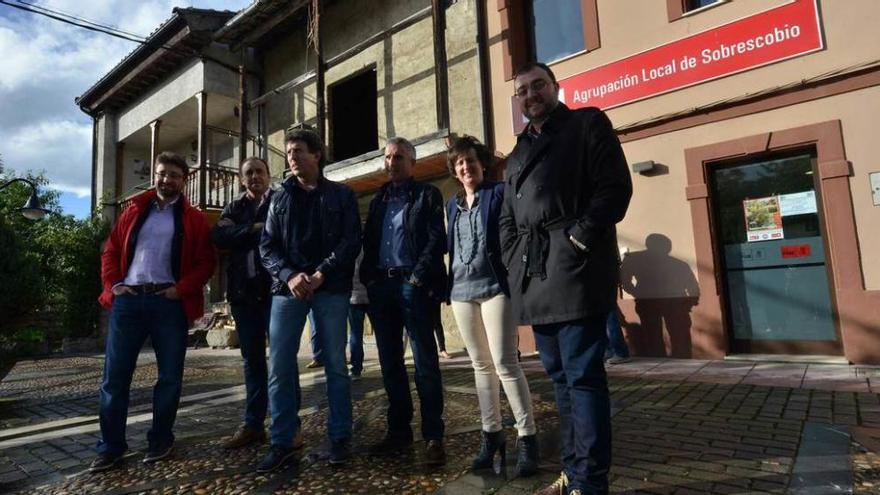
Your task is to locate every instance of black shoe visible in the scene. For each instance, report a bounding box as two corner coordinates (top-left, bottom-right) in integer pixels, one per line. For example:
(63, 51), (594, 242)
(89, 453), (123, 472)
(515, 434), (539, 477)
(257, 445), (297, 473)
(425, 439), (446, 466)
(329, 437), (352, 465)
(368, 432), (414, 455)
(472, 430), (506, 470)
(143, 445), (173, 464)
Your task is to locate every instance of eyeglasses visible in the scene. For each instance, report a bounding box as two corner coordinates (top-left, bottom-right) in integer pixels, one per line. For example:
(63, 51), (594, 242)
(514, 79), (551, 98)
(155, 171), (185, 180)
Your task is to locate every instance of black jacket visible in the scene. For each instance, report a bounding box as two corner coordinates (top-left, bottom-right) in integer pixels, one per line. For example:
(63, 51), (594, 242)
(499, 104), (632, 325)
(260, 177), (361, 295)
(361, 178), (448, 300)
(445, 181), (509, 300)
(211, 190), (273, 305)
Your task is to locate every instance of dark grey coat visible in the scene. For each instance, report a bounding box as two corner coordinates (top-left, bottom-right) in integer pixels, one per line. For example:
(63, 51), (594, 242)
(499, 104), (632, 325)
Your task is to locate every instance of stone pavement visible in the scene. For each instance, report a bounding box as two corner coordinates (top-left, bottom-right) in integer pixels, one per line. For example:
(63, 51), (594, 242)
(1, 346), (879, 494)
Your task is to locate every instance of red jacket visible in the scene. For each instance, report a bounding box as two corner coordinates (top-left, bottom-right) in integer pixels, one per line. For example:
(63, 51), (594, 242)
(99, 190), (216, 325)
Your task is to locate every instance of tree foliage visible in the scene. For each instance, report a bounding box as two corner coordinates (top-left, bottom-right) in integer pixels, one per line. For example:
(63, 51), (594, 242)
(0, 165), (108, 344)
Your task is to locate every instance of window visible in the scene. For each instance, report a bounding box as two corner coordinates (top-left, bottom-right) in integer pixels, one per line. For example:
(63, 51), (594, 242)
(329, 69), (378, 162)
(668, 0), (726, 21)
(527, 0), (584, 63)
(685, 0), (722, 12)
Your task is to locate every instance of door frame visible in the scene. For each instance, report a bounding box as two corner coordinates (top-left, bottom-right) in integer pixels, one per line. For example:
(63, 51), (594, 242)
(684, 120), (879, 363)
(705, 150), (842, 355)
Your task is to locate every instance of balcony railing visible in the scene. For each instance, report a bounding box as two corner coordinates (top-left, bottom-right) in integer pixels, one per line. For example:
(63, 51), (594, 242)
(116, 163), (240, 214)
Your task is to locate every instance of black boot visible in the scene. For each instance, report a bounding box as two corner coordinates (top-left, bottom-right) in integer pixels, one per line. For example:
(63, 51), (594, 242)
(472, 430), (506, 470)
(515, 434), (539, 476)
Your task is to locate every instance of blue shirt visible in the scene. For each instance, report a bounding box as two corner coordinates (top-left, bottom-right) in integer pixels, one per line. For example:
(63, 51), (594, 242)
(123, 198), (177, 285)
(378, 183), (414, 269)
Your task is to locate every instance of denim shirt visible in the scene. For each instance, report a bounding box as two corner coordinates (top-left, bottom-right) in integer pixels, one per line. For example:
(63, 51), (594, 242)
(378, 183), (414, 269)
(450, 192), (502, 302)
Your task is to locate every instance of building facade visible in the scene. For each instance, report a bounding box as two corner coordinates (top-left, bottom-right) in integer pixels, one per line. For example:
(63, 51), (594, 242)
(484, 0), (880, 364)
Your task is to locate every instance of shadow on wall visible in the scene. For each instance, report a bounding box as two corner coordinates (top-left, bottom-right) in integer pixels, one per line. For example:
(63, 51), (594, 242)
(620, 233), (700, 358)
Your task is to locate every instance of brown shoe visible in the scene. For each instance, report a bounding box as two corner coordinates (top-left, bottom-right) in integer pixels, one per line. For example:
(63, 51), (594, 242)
(306, 360), (323, 369)
(424, 439), (446, 466)
(532, 471), (568, 495)
(222, 425), (266, 449)
(293, 429), (304, 450)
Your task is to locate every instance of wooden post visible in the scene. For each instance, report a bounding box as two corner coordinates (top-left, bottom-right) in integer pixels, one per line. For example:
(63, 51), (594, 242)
(314, 0), (326, 141)
(431, 0), (449, 131)
(239, 63), (248, 165)
(149, 120), (161, 185)
(197, 91), (208, 209)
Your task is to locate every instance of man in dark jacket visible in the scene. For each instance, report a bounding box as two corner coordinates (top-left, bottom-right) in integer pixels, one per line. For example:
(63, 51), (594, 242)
(500, 63), (632, 495)
(93, 151), (215, 472)
(258, 129), (361, 472)
(211, 157), (276, 449)
(361, 137), (448, 465)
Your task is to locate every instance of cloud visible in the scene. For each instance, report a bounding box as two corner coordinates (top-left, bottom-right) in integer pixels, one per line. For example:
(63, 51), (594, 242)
(0, 0), (251, 197)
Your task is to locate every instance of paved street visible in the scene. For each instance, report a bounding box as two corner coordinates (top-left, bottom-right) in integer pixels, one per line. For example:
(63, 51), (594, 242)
(1, 345), (879, 494)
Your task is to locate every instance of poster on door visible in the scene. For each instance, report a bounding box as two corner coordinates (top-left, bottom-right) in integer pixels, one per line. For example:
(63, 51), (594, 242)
(744, 196), (784, 242)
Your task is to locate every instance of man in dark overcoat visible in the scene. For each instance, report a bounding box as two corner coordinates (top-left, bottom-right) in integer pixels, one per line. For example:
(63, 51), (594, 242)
(499, 62), (632, 495)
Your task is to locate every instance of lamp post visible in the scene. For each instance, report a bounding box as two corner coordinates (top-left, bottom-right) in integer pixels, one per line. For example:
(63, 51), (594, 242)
(0, 178), (49, 220)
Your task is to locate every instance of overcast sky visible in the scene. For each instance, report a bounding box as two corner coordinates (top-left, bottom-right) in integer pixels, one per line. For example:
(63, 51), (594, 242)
(0, 0), (251, 218)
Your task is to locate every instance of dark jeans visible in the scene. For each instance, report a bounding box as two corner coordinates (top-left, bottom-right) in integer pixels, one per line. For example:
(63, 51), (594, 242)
(230, 301), (270, 430)
(368, 279), (444, 440)
(431, 301), (446, 352)
(606, 308), (630, 359)
(348, 304), (368, 374)
(97, 293), (188, 455)
(309, 311), (322, 363)
(533, 314), (611, 494)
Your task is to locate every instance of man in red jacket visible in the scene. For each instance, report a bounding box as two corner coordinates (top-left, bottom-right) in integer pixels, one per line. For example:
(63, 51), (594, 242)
(91, 151), (215, 472)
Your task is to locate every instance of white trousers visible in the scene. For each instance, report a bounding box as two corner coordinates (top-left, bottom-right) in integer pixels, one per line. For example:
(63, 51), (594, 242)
(451, 293), (536, 436)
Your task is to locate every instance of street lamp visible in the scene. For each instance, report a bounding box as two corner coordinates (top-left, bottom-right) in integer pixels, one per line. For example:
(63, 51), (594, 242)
(0, 178), (49, 220)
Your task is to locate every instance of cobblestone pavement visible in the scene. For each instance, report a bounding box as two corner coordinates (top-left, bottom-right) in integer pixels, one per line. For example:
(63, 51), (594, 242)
(1, 351), (879, 494)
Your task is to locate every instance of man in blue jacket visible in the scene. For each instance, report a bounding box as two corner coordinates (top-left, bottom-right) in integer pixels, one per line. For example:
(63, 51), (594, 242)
(258, 129), (361, 472)
(361, 137), (448, 465)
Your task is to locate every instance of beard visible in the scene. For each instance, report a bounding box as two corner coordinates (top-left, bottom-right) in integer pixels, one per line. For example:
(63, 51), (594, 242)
(157, 184), (181, 199)
(521, 96), (557, 122)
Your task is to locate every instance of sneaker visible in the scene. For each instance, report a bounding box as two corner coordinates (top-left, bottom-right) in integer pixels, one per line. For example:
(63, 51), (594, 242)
(223, 424), (267, 449)
(89, 453), (123, 472)
(306, 360), (323, 369)
(605, 355), (631, 365)
(368, 432), (414, 455)
(256, 445), (297, 473)
(350, 371), (362, 381)
(533, 471), (569, 495)
(329, 438), (352, 465)
(143, 445), (173, 464)
(424, 439), (446, 466)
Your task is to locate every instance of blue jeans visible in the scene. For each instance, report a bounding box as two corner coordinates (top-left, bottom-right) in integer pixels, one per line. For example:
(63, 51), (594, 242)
(230, 302), (270, 430)
(606, 308), (630, 359)
(97, 293), (188, 455)
(348, 304), (368, 375)
(309, 310), (322, 363)
(533, 314), (611, 494)
(268, 291), (352, 446)
(368, 279), (444, 440)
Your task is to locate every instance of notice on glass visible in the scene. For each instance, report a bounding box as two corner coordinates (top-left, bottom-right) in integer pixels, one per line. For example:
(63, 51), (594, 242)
(779, 191), (818, 216)
(744, 196), (784, 242)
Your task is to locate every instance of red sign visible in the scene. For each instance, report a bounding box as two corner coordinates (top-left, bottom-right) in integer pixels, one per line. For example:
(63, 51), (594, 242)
(512, 0), (823, 133)
(781, 244), (812, 259)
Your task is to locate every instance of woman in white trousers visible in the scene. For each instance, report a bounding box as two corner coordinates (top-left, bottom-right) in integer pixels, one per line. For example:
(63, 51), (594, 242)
(444, 136), (538, 476)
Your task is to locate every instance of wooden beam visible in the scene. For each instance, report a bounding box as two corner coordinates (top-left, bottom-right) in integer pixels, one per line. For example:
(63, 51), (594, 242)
(314, 0), (326, 141)
(238, 62), (248, 165)
(150, 120), (161, 185)
(197, 91), (208, 209)
(431, 0), (450, 131)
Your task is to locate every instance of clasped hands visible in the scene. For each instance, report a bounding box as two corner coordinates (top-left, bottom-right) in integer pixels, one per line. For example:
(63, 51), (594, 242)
(287, 271), (324, 299)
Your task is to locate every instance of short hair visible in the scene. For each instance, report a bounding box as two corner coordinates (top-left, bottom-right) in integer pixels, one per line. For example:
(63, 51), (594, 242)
(513, 62), (558, 85)
(446, 135), (493, 177)
(385, 137), (416, 162)
(240, 156), (269, 175)
(155, 151), (189, 176)
(285, 128), (326, 170)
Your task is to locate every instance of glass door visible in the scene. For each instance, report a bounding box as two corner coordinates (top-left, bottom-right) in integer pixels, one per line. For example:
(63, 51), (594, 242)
(710, 152), (841, 354)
